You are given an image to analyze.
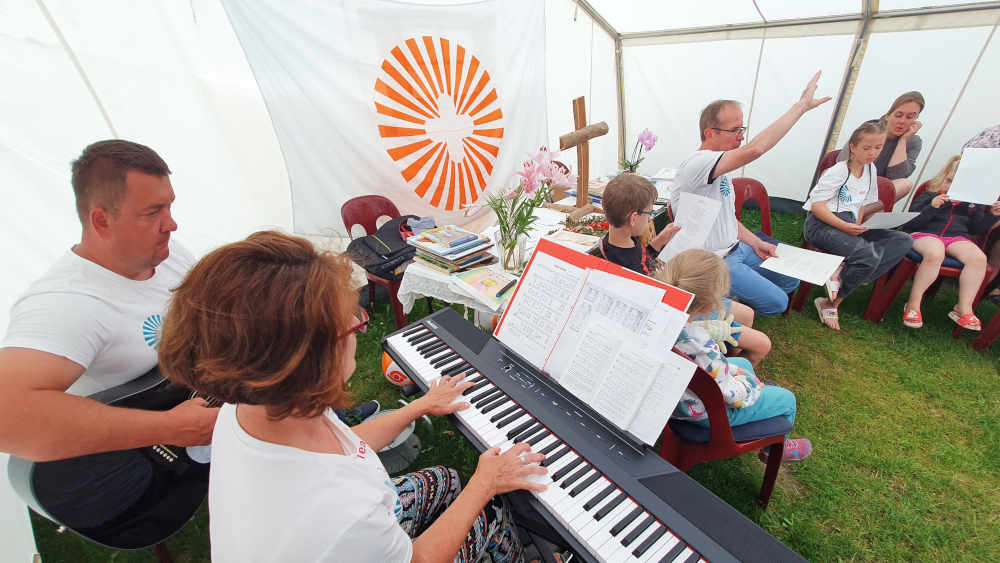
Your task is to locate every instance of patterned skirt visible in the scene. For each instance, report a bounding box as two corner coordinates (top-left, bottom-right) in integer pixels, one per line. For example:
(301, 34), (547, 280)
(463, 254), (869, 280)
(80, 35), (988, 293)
(393, 466), (523, 562)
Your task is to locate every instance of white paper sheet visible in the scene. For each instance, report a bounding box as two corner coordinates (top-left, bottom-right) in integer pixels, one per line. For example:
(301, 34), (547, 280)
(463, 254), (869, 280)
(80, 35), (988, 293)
(862, 212), (920, 229)
(658, 192), (721, 261)
(629, 351), (697, 445)
(494, 250), (586, 368)
(760, 243), (844, 286)
(644, 303), (691, 352)
(560, 319), (661, 431)
(948, 148), (1000, 205)
(545, 269), (665, 378)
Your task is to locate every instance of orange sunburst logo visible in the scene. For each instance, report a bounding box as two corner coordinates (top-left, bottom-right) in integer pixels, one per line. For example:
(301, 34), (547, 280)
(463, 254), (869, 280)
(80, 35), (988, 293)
(374, 37), (504, 211)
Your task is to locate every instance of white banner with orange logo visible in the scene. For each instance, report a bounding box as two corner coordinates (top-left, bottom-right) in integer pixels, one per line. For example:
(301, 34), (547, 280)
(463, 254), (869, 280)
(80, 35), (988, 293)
(222, 0), (548, 235)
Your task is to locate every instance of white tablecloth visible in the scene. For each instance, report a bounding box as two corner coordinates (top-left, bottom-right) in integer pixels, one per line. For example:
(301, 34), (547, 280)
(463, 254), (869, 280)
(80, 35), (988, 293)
(397, 261), (503, 315)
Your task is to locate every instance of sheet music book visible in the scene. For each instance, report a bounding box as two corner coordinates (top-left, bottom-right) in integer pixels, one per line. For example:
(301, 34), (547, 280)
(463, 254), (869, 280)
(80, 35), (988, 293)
(494, 239), (697, 445)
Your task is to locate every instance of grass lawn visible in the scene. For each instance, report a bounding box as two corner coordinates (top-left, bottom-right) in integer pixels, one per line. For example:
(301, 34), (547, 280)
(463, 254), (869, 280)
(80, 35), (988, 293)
(32, 211), (1000, 562)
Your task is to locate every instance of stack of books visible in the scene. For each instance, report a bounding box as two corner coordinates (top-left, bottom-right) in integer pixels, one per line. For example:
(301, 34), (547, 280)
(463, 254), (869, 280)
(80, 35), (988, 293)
(407, 225), (493, 273)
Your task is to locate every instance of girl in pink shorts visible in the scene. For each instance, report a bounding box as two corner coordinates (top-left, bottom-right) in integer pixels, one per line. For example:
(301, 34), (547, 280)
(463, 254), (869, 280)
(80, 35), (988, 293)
(902, 155), (1000, 330)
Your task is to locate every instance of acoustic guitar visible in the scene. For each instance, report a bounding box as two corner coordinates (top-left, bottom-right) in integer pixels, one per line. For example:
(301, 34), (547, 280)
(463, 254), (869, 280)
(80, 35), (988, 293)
(7, 367), (213, 550)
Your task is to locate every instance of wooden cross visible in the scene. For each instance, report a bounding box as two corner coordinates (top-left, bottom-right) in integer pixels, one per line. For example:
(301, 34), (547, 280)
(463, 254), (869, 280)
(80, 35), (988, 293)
(559, 96), (608, 217)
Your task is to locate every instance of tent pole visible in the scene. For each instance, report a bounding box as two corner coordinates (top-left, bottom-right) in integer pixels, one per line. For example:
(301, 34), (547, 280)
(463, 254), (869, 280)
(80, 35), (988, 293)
(35, 0), (118, 137)
(810, 1), (874, 192)
(615, 36), (625, 168)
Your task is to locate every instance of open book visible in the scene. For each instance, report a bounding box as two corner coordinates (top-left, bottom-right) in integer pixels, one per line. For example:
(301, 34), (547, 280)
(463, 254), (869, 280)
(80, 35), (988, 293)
(494, 239), (697, 445)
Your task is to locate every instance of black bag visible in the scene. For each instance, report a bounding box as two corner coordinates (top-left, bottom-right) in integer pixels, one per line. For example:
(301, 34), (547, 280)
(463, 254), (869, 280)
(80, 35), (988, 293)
(346, 215), (419, 281)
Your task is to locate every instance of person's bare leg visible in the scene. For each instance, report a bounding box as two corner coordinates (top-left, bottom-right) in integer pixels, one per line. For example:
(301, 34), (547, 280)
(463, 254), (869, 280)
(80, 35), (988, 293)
(892, 178), (914, 204)
(736, 326), (771, 366)
(946, 241), (988, 316)
(905, 237), (945, 312)
(729, 300), (754, 327)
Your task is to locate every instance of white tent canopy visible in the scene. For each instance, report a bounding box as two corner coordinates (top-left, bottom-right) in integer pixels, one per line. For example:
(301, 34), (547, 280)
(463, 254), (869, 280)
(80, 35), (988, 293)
(2, 1), (998, 559)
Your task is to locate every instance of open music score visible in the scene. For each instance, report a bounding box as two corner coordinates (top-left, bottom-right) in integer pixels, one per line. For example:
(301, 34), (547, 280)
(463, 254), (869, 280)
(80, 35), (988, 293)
(494, 239), (696, 445)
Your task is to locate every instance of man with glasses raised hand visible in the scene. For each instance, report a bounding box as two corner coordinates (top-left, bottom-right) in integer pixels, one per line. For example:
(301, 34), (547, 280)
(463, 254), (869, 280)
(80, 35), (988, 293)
(671, 71), (831, 315)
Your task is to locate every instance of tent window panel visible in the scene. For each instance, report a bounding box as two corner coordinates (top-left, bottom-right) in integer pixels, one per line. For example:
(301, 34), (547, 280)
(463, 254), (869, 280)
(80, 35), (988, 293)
(545, 0), (620, 180)
(622, 39), (759, 176)
(838, 26), (991, 199)
(588, 0), (761, 34)
(912, 29), (1000, 188)
(741, 33), (854, 201)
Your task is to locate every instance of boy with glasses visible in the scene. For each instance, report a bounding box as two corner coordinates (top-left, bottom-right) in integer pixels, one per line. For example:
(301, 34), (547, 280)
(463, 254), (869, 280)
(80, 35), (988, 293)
(598, 174), (680, 276)
(671, 71), (831, 315)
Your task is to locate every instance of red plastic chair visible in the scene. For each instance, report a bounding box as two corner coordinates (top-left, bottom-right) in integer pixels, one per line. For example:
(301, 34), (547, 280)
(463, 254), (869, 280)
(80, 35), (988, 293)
(341, 195), (428, 329)
(862, 181), (994, 326)
(790, 152), (896, 311)
(732, 178), (773, 236)
(973, 310), (1000, 351)
(658, 357), (790, 509)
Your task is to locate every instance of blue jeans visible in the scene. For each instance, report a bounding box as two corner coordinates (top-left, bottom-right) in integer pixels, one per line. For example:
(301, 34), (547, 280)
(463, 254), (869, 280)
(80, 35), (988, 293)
(724, 242), (800, 316)
(693, 357), (797, 429)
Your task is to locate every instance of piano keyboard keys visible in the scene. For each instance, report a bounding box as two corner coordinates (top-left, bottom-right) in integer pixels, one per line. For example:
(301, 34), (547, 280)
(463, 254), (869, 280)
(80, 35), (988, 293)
(385, 326), (707, 563)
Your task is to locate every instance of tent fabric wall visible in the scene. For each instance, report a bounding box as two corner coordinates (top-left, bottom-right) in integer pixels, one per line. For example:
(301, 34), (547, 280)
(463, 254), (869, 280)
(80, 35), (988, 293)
(3, 1), (999, 559)
(545, 0), (619, 180)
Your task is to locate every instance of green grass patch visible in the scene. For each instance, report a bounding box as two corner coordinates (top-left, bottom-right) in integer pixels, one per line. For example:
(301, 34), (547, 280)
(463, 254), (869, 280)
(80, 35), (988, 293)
(33, 212), (1000, 561)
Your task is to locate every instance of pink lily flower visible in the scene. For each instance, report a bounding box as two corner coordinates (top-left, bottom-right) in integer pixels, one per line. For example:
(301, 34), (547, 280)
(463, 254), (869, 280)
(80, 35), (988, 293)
(638, 128), (658, 152)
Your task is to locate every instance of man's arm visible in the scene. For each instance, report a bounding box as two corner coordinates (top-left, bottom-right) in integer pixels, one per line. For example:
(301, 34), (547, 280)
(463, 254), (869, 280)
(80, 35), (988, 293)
(0, 347), (217, 461)
(715, 71), (831, 177)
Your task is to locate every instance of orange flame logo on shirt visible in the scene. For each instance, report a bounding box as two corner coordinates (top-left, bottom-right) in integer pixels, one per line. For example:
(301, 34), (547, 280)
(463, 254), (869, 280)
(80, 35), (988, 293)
(374, 37), (504, 210)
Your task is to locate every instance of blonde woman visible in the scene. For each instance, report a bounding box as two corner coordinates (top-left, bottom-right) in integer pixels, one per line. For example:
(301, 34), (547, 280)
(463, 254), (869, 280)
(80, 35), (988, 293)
(839, 91), (925, 203)
(901, 156), (1000, 330)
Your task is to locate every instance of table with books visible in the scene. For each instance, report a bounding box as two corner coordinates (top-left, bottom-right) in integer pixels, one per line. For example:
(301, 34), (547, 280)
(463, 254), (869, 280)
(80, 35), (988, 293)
(398, 225), (516, 319)
(397, 220), (601, 323)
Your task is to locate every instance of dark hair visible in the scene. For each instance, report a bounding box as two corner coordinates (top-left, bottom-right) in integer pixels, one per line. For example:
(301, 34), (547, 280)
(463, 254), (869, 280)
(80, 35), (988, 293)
(158, 231), (359, 420)
(602, 174), (657, 227)
(699, 100), (740, 141)
(70, 140), (171, 224)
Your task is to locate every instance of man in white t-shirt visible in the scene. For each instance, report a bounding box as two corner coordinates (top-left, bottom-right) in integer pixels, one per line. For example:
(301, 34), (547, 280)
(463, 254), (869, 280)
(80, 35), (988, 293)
(0, 140), (219, 462)
(671, 71), (831, 315)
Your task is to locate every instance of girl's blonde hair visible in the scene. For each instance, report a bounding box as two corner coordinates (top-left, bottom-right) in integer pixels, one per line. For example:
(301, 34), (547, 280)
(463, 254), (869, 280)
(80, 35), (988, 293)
(927, 155), (961, 194)
(656, 249), (730, 315)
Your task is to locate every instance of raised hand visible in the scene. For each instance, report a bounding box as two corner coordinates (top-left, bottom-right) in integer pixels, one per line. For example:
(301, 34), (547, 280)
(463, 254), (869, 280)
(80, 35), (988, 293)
(799, 70), (832, 111)
(991, 200), (1000, 216)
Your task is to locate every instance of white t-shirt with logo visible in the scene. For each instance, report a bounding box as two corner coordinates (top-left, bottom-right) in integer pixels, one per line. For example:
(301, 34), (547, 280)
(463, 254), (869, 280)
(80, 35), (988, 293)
(671, 150), (739, 254)
(802, 160), (878, 221)
(2, 240), (194, 396)
(209, 403), (412, 563)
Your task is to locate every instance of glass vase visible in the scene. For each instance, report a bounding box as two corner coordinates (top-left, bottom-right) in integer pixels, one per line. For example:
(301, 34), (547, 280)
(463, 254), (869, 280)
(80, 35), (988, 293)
(496, 233), (526, 273)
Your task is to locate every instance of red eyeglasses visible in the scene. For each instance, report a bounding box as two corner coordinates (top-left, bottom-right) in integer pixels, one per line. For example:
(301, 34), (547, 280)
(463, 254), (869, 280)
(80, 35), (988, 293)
(341, 307), (370, 338)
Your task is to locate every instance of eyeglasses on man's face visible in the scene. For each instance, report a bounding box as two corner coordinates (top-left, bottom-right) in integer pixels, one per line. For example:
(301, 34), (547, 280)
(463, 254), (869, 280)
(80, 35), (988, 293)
(712, 126), (747, 135)
(636, 209), (655, 217)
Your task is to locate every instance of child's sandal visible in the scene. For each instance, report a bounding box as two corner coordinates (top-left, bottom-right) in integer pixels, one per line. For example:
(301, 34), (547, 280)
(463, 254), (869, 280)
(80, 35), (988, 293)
(948, 310), (981, 331)
(814, 297), (839, 330)
(902, 306), (923, 328)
